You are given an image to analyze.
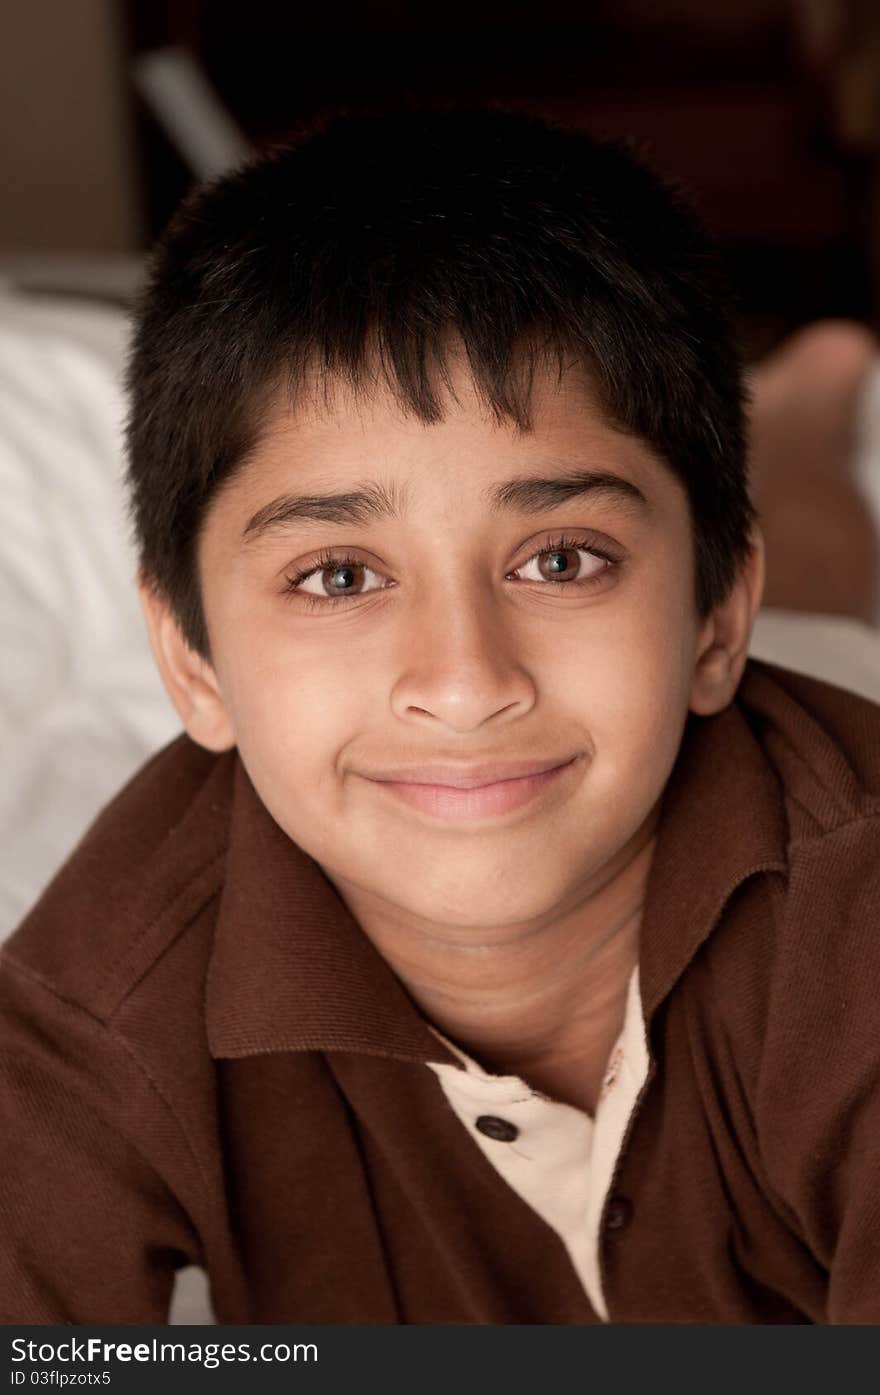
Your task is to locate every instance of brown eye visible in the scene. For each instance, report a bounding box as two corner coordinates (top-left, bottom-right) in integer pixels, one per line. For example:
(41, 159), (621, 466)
(320, 561), (366, 596)
(290, 557), (387, 599)
(516, 543), (609, 586)
(537, 548), (581, 582)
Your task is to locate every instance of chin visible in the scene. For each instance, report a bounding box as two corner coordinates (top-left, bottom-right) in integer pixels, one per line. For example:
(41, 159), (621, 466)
(389, 871), (572, 932)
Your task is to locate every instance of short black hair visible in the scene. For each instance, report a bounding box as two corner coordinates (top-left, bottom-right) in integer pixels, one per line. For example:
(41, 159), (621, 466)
(125, 106), (755, 662)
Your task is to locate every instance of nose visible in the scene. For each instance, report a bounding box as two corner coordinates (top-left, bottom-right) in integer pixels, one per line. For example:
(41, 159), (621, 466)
(389, 582), (537, 733)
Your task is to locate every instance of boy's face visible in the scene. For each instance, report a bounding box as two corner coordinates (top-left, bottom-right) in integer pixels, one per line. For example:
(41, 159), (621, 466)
(152, 360), (753, 933)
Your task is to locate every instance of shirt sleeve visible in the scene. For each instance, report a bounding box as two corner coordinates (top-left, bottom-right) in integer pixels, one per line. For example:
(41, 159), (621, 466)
(0, 956), (202, 1324)
(756, 817), (880, 1324)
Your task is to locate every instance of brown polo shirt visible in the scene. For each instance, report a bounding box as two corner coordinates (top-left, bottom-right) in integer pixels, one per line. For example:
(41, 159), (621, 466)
(2, 657), (879, 1324)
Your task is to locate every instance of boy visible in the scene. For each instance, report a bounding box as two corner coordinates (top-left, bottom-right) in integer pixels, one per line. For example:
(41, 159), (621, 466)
(2, 108), (879, 1325)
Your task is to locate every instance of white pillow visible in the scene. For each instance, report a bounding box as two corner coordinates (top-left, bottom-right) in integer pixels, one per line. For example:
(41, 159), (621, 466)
(0, 291), (181, 939)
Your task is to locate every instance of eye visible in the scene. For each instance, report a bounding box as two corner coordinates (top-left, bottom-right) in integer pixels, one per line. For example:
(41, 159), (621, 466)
(281, 533), (621, 609)
(282, 551), (388, 603)
(511, 535), (615, 588)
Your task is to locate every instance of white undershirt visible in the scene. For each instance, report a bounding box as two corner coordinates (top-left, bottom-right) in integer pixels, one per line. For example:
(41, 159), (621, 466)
(425, 965), (648, 1321)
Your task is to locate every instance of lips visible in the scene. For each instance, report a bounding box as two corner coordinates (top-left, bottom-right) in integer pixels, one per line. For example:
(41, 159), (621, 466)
(362, 757), (576, 790)
(361, 756), (581, 821)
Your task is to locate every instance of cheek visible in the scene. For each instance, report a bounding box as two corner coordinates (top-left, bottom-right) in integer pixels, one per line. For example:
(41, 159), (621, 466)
(220, 607), (351, 725)
(220, 625), (370, 823)
(565, 593), (696, 791)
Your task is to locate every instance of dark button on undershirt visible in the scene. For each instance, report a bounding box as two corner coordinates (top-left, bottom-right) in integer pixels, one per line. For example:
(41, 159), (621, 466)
(605, 1195), (633, 1232)
(475, 1115), (519, 1142)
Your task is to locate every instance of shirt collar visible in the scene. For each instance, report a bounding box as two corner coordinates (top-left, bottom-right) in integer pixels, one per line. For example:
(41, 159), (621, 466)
(206, 755), (457, 1064)
(637, 681), (788, 1021)
(207, 662), (788, 1061)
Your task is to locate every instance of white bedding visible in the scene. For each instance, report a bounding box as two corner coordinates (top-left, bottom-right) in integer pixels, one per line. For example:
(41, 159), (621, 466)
(0, 292), (180, 939)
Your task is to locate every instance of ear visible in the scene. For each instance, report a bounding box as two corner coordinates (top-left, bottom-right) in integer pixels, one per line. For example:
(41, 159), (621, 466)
(137, 577), (236, 753)
(689, 528), (766, 717)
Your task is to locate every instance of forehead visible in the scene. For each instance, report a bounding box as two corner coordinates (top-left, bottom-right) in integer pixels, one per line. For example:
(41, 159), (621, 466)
(208, 356), (688, 542)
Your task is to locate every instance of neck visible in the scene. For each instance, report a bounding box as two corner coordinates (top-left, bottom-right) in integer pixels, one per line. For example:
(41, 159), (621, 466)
(328, 824), (656, 1115)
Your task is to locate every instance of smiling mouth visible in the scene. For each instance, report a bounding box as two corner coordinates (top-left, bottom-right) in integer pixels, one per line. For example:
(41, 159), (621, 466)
(361, 756), (578, 789)
(363, 756), (581, 821)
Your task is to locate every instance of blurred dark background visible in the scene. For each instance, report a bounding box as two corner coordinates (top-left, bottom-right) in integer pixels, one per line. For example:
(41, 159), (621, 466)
(5, 0), (880, 357)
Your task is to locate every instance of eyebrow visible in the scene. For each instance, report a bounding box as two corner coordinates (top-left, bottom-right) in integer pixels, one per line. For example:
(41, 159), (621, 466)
(241, 469), (649, 543)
